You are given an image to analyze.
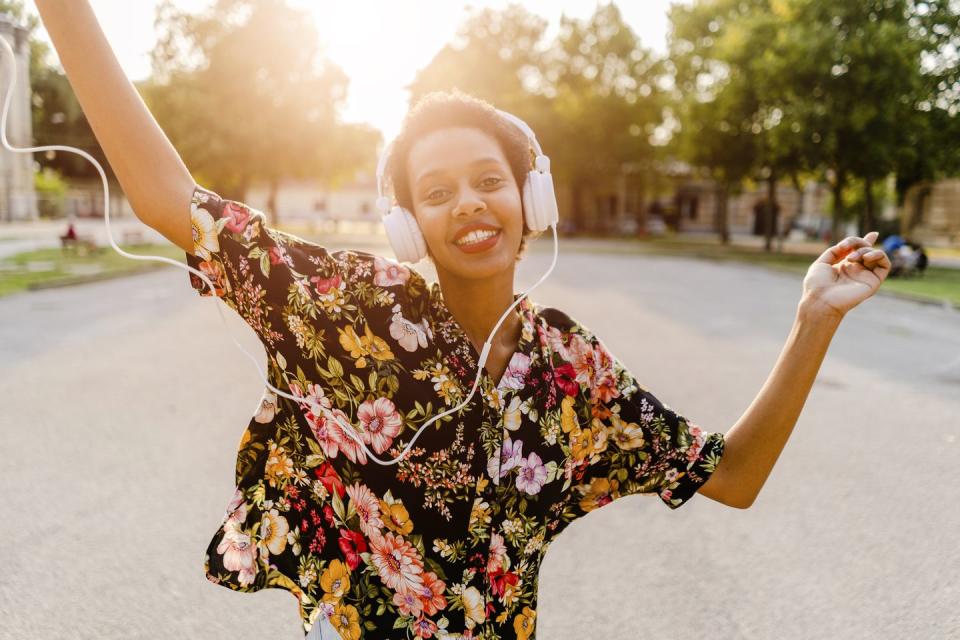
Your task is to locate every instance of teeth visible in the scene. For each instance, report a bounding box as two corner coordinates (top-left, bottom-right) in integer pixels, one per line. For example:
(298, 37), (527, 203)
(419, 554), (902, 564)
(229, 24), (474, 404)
(455, 229), (498, 246)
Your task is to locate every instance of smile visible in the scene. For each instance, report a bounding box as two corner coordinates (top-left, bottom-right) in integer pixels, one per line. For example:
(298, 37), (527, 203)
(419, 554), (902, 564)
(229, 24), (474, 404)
(454, 229), (500, 247)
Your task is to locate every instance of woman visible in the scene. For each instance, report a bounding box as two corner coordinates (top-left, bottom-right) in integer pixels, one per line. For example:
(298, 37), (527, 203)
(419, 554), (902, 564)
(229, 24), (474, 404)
(37, 3), (891, 639)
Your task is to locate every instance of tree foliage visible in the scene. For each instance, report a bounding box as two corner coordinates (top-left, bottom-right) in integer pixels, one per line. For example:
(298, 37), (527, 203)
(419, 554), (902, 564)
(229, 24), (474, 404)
(144, 0), (379, 205)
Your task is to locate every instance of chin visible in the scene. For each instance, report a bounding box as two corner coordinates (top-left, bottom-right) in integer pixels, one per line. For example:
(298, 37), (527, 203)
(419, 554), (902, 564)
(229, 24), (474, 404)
(438, 245), (518, 280)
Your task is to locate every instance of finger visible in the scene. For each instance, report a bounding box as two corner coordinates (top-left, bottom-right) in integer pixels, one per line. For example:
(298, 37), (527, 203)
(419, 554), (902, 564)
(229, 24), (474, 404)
(816, 236), (872, 265)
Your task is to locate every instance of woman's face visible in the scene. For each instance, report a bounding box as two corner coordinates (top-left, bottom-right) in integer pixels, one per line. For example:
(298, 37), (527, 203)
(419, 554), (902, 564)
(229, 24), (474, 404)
(405, 127), (524, 281)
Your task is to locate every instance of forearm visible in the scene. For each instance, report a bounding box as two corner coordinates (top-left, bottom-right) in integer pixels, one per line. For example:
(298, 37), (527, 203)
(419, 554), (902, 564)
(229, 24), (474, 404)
(720, 296), (843, 507)
(35, 1), (194, 248)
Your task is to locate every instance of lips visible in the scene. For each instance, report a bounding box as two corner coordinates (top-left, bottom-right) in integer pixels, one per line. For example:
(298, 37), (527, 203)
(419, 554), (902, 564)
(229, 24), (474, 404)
(451, 222), (501, 245)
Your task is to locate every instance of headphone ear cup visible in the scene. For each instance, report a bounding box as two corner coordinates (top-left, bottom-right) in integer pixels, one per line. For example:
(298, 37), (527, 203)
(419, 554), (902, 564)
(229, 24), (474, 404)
(523, 170), (558, 233)
(383, 206), (427, 263)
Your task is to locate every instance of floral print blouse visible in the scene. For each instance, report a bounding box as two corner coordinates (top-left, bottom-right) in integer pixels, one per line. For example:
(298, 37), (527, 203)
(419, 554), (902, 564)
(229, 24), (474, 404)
(185, 185), (726, 640)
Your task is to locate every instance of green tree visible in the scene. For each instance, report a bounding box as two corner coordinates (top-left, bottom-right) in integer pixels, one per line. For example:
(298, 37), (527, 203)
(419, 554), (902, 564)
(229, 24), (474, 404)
(144, 0), (379, 212)
(542, 3), (667, 230)
(410, 3), (666, 232)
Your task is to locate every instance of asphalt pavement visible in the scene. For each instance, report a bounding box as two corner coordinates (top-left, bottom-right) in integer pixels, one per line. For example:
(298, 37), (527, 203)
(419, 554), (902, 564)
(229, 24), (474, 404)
(2, 238), (958, 639)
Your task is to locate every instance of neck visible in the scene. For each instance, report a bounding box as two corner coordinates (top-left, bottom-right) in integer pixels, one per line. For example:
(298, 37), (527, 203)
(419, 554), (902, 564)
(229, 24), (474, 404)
(436, 264), (521, 357)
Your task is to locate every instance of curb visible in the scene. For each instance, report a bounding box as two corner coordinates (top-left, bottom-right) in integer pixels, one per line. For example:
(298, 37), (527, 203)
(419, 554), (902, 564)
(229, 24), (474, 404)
(542, 242), (960, 312)
(25, 262), (174, 291)
(13, 242), (960, 312)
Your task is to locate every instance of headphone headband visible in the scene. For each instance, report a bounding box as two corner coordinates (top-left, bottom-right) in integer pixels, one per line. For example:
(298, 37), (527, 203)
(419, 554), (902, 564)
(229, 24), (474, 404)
(375, 108), (545, 209)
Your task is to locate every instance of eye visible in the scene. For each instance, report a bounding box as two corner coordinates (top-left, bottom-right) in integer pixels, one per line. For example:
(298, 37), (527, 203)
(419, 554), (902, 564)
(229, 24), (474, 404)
(480, 176), (503, 188)
(425, 188), (449, 201)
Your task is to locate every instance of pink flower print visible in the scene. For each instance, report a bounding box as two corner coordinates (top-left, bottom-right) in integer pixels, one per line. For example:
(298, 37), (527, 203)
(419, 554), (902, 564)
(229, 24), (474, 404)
(268, 244), (293, 267)
(368, 530), (425, 595)
(393, 589), (424, 617)
(223, 201), (251, 233)
(412, 617), (439, 639)
(389, 306), (430, 352)
(329, 409), (367, 465)
(568, 335), (598, 388)
(357, 397), (403, 454)
(487, 532), (508, 575)
(418, 571), (447, 616)
(373, 256), (411, 287)
(216, 528), (258, 586)
(498, 353), (531, 390)
(590, 343), (620, 403)
(685, 423), (705, 463)
(310, 273), (343, 296)
(488, 437), (524, 481)
(345, 482), (383, 537)
(515, 451), (547, 495)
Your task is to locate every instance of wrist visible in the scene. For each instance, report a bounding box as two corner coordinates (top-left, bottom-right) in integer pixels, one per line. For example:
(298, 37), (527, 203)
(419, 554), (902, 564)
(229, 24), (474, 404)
(797, 294), (845, 325)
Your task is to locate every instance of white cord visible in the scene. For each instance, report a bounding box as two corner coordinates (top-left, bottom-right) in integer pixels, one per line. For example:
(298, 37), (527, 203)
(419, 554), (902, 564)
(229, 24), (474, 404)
(4, 33), (559, 467)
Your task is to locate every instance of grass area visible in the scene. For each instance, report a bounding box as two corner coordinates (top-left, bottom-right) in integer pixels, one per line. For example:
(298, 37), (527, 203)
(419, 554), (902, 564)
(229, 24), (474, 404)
(0, 243), (186, 298)
(638, 236), (960, 307)
(1, 234), (957, 308)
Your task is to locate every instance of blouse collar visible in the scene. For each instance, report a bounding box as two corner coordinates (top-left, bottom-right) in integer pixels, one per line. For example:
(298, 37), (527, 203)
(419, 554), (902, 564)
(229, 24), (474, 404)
(426, 281), (540, 388)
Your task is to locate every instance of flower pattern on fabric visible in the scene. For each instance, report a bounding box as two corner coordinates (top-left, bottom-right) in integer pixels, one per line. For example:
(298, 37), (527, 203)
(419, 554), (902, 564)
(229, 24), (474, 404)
(185, 186), (726, 639)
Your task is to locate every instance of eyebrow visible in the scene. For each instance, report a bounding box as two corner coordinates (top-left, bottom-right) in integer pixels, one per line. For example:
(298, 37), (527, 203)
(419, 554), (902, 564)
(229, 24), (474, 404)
(414, 157), (505, 187)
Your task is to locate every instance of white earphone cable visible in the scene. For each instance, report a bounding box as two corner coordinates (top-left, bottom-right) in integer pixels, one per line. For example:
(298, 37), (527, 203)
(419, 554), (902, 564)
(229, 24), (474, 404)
(5, 33), (558, 467)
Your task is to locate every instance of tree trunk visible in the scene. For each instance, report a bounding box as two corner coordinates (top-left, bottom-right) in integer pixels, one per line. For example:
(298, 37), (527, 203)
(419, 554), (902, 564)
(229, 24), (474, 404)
(571, 181), (583, 233)
(716, 182), (730, 245)
(862, 177), (876, 236)
(266, 177), (280, 225)
(764, 172), (777, 252)
(831, 170), (846, 244)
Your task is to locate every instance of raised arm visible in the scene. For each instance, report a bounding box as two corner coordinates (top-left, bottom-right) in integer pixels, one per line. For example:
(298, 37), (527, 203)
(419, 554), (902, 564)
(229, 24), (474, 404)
(35, 0), (196, 253)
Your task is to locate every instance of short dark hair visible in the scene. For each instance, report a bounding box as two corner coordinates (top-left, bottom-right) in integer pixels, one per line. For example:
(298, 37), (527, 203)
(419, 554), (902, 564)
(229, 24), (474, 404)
(386, 89), (540, 261)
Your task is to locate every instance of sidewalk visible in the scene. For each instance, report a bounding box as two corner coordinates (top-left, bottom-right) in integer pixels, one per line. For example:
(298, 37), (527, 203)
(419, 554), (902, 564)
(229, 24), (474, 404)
(3, 218), (959, 268)
(646, 230), (960, 269)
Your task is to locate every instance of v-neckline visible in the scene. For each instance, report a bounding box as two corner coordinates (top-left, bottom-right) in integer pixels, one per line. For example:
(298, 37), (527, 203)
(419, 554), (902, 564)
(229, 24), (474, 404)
(427, 282), (536, 392)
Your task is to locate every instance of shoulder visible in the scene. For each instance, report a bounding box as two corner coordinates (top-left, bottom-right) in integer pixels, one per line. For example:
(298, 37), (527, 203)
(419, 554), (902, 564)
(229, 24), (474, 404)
(534, 304), (607, 350)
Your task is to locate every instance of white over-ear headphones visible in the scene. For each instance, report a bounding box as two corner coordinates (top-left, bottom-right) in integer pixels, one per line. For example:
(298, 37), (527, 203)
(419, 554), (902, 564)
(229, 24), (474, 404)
(375, 109), (559, 264)
(4, 23), (560, 467)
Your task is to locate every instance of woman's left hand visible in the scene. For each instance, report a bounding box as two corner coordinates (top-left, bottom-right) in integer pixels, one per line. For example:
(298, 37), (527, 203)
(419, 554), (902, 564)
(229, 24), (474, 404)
(801, 231), (891, 319)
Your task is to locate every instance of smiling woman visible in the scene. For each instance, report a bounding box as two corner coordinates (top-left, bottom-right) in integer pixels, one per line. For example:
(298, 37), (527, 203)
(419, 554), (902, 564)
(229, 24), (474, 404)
(34, 0), (898, 635)
(386, 91), (541, 265)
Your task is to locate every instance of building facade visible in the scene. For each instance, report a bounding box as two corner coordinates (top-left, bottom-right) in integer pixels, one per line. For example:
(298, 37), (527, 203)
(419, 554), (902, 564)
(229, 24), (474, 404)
(0, 13), (37, 221)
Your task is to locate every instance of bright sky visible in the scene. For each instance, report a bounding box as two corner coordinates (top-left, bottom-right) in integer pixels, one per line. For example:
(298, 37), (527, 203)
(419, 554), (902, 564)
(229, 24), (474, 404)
(38, 0), (686, 141)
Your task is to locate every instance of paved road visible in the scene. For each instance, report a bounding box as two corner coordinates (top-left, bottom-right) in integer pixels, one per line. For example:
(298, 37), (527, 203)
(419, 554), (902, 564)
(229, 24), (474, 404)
(2, 239), (958, 639)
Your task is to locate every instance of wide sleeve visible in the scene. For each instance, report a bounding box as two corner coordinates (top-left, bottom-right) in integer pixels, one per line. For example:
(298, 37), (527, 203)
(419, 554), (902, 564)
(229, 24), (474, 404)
(560, 329), (726, 513)
(184, 184), (428, 356)
(185, 185), (345, 348)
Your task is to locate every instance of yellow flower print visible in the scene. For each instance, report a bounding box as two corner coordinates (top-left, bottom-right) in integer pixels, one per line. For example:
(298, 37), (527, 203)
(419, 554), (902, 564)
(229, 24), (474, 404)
(379, 500), (413, 536)
(330, 602), (361, 640)
(259, 509), (289, 556)
(320, 559), (352, 602)
(338, 325), (369, 368)
(578, 477), (621, 513)
(469, 499), (491, 530)
(414, 361), (462, 405)
(461, 586), (486, 629)
(514, 606), (536, 640)
(190, 206), (219, 260)
(590, 418), (609, 455)
(560, 396), (579, 433)
(362, 324), (395, 362)
(570, 427), (594, 462)
(338, 324), (395, 369)
(264, 441), (294, 488)
(609, 413), (646, 450)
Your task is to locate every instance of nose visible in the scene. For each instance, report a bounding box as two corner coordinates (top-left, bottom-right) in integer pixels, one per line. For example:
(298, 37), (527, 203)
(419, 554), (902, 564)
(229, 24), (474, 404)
(452, 187), (487, 217)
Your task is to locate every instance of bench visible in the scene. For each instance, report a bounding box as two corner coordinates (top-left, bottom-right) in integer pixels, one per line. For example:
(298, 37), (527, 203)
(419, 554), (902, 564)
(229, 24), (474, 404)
(60, 234), (99, 256)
